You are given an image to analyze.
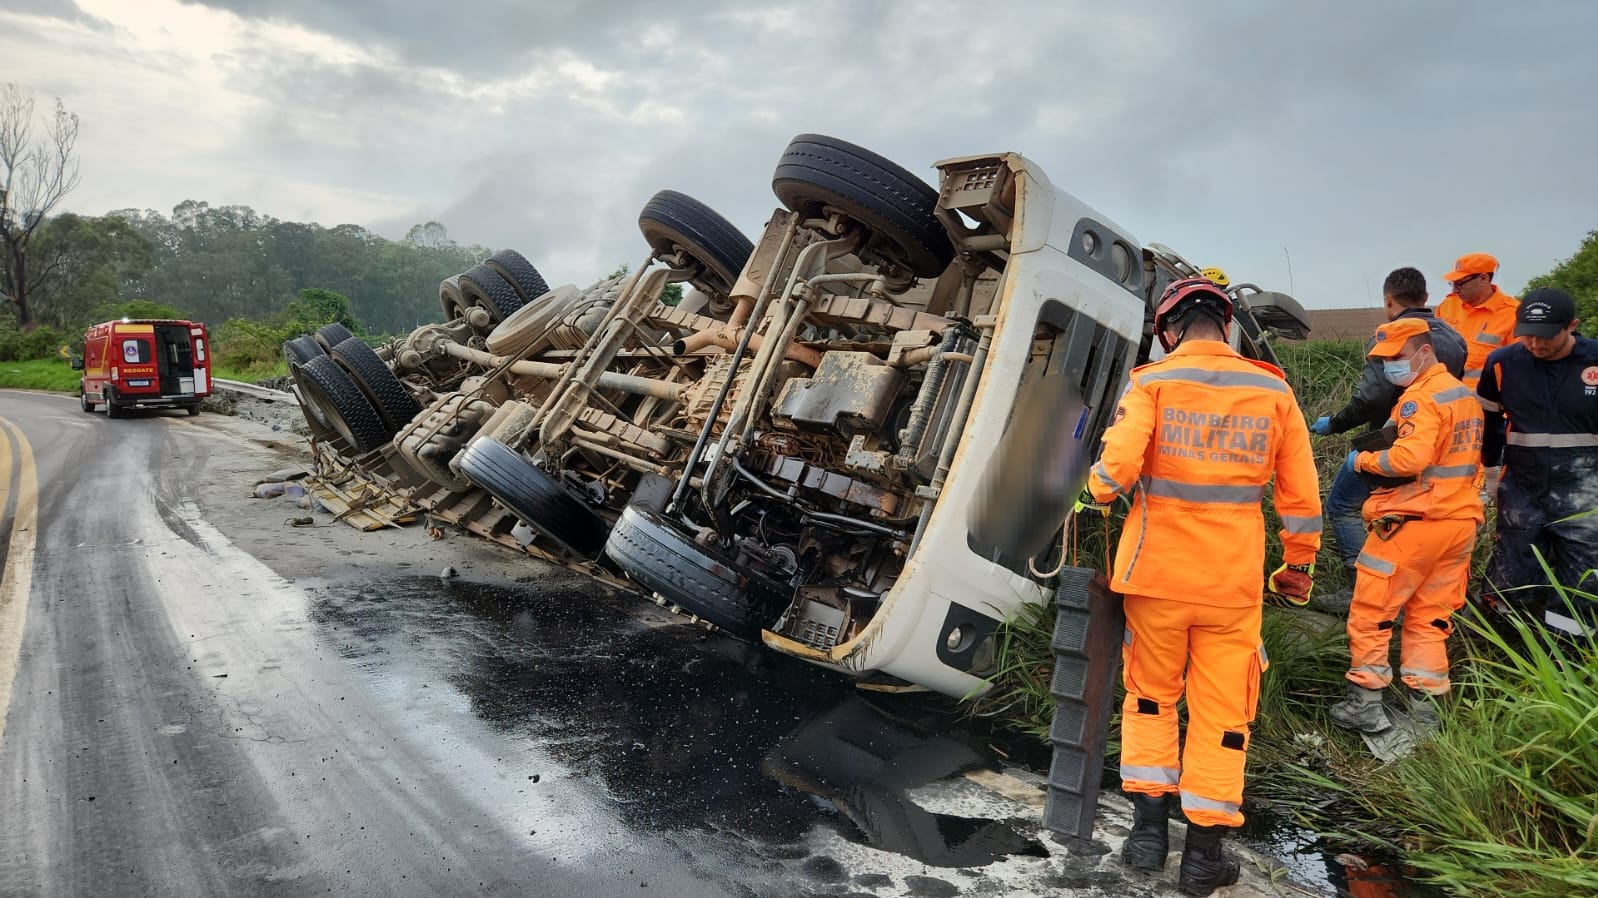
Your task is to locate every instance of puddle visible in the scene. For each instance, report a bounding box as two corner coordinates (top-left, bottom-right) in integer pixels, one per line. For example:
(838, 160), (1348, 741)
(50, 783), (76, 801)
(307, 575), (1045, 867)
(1240, 806), (1446, 898)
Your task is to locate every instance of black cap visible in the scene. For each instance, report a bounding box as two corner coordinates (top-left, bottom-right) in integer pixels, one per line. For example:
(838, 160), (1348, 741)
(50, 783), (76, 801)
(1515, 288), (1577, 338)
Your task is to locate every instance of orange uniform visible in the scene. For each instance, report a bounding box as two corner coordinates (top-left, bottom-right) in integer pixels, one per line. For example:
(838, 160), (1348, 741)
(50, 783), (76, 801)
(1349, 358), (1484, 694)
(1436, 286), (1519, 391)
(1088, 339), (1321, 827)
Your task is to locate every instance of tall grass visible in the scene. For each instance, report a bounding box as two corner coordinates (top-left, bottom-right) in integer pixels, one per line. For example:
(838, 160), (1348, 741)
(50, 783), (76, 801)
(0, 357), (81, 392)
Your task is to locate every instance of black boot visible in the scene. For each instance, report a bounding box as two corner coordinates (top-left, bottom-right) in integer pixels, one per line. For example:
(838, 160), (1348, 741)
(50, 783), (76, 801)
(1178, 823), (1240, 896)
(1120, 792), (1171, 871)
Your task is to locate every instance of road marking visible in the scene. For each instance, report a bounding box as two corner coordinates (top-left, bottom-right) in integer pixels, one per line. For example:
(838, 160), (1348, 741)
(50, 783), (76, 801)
(0, 416), (39, 752)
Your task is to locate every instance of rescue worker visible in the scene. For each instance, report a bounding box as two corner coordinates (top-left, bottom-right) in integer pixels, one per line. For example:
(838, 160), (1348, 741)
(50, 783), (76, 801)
(1478, 288), (1598, 637)
(1310, 268), (1467, 570)
(1085, 277), (1321, 896)
(1330, 318), (1484, 733)
(1436, 252), (1520, 393)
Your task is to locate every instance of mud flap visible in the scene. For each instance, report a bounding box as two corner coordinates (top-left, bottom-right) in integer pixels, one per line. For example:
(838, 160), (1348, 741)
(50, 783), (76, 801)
(1042, 565), (1124, 843)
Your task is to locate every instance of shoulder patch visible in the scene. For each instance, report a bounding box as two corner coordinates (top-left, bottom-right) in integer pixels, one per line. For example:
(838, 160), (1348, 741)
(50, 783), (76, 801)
(1582, 366), (1598, 387)
(1400, 400), (1418, 418)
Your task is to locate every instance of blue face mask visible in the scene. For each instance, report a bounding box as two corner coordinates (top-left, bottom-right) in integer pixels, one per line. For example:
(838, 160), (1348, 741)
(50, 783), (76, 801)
(1382, 358), (1416, 386)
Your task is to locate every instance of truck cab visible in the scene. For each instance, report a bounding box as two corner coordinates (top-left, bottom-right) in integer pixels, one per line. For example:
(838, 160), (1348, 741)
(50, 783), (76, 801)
(77, 318), (211, 417)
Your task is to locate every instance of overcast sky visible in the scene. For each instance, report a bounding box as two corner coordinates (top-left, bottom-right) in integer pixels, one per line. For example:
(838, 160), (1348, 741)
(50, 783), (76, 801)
(5, 0), (1596, 310)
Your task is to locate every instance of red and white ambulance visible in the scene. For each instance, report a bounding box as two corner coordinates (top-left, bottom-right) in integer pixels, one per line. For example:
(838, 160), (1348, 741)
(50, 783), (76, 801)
(74, 318), (211, 417)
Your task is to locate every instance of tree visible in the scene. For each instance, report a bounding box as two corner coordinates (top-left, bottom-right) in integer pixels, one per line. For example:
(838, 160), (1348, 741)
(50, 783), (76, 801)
(1524, 228), (1598, 337)
(27, 213), (154, 328)
(0, 83), (81, 327)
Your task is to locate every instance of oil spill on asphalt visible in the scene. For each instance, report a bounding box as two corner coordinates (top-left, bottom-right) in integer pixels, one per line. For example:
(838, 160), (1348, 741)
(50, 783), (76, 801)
(306, 575), (1047, 876)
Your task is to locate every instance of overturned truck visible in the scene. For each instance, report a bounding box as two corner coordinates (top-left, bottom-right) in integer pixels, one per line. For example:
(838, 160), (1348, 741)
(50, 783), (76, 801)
(286, 134), (1310, 701)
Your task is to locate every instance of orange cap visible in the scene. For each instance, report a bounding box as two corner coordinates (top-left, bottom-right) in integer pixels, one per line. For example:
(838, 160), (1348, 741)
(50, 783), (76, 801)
(1367, 317), (1430, 358)
(1443, 252), (1498, 283)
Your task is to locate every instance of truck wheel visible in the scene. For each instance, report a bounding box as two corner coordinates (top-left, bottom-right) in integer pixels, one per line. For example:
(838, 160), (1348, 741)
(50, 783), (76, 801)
(313, 323), (355, 353)
(187, 405), (201, 417)
(80, 388), (96, 413)
(459, 264), (525, 324)
(638, 190), (754, 298)
(329, 336), (420, 435)
(297, 355), (389, 453)
(439, 275), (469, 322)
(771, 133), (955, 279)
(485, 249), (550, 306)
(283, 335), (323, 369)
(603, 505), (792, 639)
(104, 388), (124, 419)
(455, 437), (609, 558)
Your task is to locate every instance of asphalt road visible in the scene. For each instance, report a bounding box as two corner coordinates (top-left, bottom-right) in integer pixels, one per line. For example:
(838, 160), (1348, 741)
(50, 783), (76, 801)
(0, 389), (1322, 898)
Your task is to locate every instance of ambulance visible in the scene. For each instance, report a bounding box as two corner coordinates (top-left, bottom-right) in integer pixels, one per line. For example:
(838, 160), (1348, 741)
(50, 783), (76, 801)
(74, 318), (211, 417)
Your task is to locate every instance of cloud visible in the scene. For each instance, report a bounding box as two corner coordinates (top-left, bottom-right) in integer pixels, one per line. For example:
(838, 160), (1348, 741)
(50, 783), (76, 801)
(5, 0), (1596, 308)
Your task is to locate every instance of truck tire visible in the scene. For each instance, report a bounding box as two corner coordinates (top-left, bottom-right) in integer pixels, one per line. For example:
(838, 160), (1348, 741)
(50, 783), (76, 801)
(603, 505), (792, 639)
(455, 437), (609, 558)
(638, 190), (754, 298)
(104, 388), (124, 419)
(297, 355), (388, 453)
(459, 264), (525, 324)
(771, 133), (954, 279)
(328, 336), (419, 435)
(439, 275), (469, 321)
(485, 249), (550, 306)
(313, 323), (355, 353)
(283, 335), (323, 370)
(187, 404), (201, 417)
(80, 387), (96, 413)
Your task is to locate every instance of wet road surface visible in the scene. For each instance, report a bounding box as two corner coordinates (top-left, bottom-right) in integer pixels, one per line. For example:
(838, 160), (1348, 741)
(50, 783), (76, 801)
(0, 391), (1067, 898)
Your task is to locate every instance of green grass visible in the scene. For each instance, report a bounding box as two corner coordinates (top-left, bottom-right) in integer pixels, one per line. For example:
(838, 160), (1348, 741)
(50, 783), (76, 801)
(212, 359), (288, 383)
(0, 357), (82, 393)
(0, 354), (287, 395)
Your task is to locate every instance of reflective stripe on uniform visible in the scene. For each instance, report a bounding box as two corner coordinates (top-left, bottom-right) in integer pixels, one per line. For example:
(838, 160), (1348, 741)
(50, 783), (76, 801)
(1180, 791), (1241, 816)
(1091, 462), (1126, 495)
(1401, 666), (1448, 682)
(1138, 368), (1288, 393)
(1280, 514), (1323, 534)
(1356, 551), (1397, 575)
(1478, 333), (1503, 345)
(1375, 450), (1397, 475)
(1121, 764), (1180, 786)
(1351, 663), (1392, 679)
(1424, 464), (1478, 479)
(1464, 368), (1484, 380)
(1433, 386), (1475, 404)
(1506, 432), (1598, 448)
(1139, 476), (1264, 504)
(1478, 398), (1501, 412)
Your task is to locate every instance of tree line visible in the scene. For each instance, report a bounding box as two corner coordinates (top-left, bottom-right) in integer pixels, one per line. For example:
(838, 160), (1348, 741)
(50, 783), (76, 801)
(21, 203), (490, 335)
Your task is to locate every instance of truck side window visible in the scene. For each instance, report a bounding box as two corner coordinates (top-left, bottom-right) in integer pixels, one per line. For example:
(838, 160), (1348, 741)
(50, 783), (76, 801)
(122, 339), (150, 364)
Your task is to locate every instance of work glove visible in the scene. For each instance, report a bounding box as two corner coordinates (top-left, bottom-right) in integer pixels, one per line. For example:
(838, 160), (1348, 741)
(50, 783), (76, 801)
(1267, 562), (1315, 607)
(1342, 450), (1359, 474)
(1073, 487), (1108, 517)
(1482, 466), (1502, 503)
(1309, 415), (1333, 436)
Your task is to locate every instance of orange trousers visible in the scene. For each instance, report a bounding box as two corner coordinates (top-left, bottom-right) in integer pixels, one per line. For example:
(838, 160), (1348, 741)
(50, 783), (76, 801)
(1119, 594), (1265, 828)
(1348, 517), (1475, 694)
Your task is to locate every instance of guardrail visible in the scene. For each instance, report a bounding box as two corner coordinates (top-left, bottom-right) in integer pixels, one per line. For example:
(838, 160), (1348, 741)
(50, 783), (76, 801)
(211, 378), (298, 404)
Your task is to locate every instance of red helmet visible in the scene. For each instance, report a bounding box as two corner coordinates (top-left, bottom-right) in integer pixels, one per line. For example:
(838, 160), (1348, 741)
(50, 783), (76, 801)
(1154, 276), (1234, 351)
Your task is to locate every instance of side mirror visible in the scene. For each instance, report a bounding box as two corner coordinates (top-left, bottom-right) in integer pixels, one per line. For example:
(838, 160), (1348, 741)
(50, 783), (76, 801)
(70, 357), (84, 370)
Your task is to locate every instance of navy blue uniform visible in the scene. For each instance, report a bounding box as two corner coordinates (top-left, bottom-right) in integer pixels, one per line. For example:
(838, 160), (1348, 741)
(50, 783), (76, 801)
(1477, 336), (1598, 632)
